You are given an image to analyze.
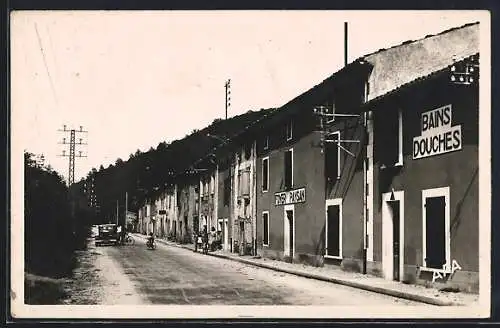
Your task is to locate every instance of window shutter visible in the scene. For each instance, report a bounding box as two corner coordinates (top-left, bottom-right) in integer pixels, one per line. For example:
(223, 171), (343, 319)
(325, 141), (339, 182)
(284, 151), (292, 190)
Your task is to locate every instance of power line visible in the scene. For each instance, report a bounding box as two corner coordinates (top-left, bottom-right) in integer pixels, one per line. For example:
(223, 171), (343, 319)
(34, 22), (59, 107)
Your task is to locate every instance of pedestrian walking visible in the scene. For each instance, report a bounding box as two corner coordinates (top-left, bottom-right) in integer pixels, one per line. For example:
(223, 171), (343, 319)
(202, 226), (209, 254)
(209, 227), (217, 251)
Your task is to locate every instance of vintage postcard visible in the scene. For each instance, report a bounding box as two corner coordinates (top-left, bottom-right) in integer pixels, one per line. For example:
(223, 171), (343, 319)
(10, 10), (491, 319)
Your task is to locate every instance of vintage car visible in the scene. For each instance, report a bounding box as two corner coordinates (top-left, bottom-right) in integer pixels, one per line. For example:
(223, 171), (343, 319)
(95, 224), (119, 246)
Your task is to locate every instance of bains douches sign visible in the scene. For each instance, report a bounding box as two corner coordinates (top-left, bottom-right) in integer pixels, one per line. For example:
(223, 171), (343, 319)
(413, 104), (462, 159)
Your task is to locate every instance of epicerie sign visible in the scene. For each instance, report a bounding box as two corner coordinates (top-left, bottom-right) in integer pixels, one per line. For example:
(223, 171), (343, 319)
(413, 104), (462, 159)
(275, 187), (306, 206)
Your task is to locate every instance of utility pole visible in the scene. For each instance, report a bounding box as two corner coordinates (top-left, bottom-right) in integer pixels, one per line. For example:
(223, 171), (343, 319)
(116, 200), (119, 226)
(58, 125), (87, 186)
(225, 79), (231, 119)
(125, 191), (128, 229)
(342, 21), (367, 274)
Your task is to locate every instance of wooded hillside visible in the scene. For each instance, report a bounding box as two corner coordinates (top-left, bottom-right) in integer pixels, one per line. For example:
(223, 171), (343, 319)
(76, 108), (275, 223)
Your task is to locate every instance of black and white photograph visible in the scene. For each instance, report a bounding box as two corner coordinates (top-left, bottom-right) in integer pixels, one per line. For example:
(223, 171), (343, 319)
(10, 10), (491, 319)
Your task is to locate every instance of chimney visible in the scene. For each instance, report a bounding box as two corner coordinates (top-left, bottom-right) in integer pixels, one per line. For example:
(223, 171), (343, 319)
(344, 22), (348, 67)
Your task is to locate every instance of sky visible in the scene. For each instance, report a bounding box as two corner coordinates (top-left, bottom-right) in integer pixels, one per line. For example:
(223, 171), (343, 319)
(10, 10), (485, 183)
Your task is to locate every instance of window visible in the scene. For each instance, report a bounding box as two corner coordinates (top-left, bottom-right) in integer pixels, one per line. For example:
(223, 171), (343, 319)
(263, 211), (270, 246)
(380, 108), (403, 167)
(223, 175), (230, 206)
(422, 187), (450, 270)
(286, 120), (293, 141)
(203, 179), (209, 196)
(396, 109), (403, 165)
(244, 143), (252, 160)
(263, 136), (269, 150)
(237, 169), (250, 197)
(262, 157), (269, 192)
(325, 198), (342, 258)
(241, 169), (250, 196)
(237, 170), (242, 197)
(284, 149), (293, 190)
(325, 131), (340, 181)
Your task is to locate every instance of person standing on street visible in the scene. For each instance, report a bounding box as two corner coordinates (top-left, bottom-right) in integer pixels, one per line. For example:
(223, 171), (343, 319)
(202, 226), (209, 254)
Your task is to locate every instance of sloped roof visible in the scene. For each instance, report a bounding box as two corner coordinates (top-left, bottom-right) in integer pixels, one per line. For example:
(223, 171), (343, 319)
(175, 108), (276, 171)
(251, 59), (371, 130)
(362, 53), (479, 108)
(188, 21), (480, 162)
(363, 22), (479, 101)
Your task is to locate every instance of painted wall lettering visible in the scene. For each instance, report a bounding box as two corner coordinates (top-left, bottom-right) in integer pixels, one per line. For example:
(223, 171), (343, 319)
(413, 105), (462, 159)
(275, 187), (306, 206)
(443, 259), (462, 275)
(430, 259), (463, 283)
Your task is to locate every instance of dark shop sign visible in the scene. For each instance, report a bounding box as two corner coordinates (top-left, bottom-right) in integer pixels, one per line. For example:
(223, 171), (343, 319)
(275, 187), (306, 206)
(413, 104), (462, 159)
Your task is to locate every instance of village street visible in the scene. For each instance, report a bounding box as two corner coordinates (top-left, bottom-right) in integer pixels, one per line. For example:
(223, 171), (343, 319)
(62, 237), (429, 306)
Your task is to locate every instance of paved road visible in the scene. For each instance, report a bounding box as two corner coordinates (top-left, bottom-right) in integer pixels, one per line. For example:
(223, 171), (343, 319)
(98, 238), (426, 306)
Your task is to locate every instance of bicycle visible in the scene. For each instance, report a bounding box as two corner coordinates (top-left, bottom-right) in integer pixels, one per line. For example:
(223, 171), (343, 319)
(146, 239), (157, 250)
(124, 233), (135, 245)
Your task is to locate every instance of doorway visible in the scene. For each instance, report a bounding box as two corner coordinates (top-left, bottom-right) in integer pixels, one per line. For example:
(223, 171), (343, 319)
(325, 199), (342, 258)
(179, 221), (183, 241)
(239, 221), (246, 255)
(193, 215), (199, 235)
(382, 190), (404, 281)
(389, 200), (401, 280)
(283, 205), (295, 258)
(422, 187), (450, 270)
(183, 215), (188, 239)
(217, 218), (223, 250)
(224, 219), (229, 251)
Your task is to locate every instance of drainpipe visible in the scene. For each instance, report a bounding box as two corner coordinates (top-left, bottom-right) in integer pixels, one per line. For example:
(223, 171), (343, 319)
(232, 152), (239, 253)
(174, 183), (178, 236)
(362, 82), (369, 275)
(252, 140), (258, 256)
(214, 165), (219, 243)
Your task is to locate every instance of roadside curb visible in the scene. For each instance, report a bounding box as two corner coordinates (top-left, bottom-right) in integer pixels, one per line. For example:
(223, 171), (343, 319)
(205, 252), (458, 307)
(133, 235), (460, 306)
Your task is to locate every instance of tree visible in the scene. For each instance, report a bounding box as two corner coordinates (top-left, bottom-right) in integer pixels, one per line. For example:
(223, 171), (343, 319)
(157, 141), (168, 151)
(24, 151), (73, 279)
(83, 108), (274, 228)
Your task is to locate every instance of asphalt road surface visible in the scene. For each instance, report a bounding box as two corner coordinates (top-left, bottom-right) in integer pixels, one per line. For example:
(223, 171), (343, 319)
(94, 238), (426, 306)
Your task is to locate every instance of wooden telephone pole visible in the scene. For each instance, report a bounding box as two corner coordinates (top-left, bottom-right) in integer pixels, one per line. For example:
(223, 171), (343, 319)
(225, 79), (231, 119)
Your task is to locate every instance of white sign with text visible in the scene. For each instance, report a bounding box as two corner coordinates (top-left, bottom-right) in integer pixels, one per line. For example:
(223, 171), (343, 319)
(275, 187), (306, 206)
(413, 104), (462, 159)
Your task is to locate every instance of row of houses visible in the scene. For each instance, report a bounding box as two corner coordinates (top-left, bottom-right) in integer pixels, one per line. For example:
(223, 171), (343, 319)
(137, 22), (480, 292)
